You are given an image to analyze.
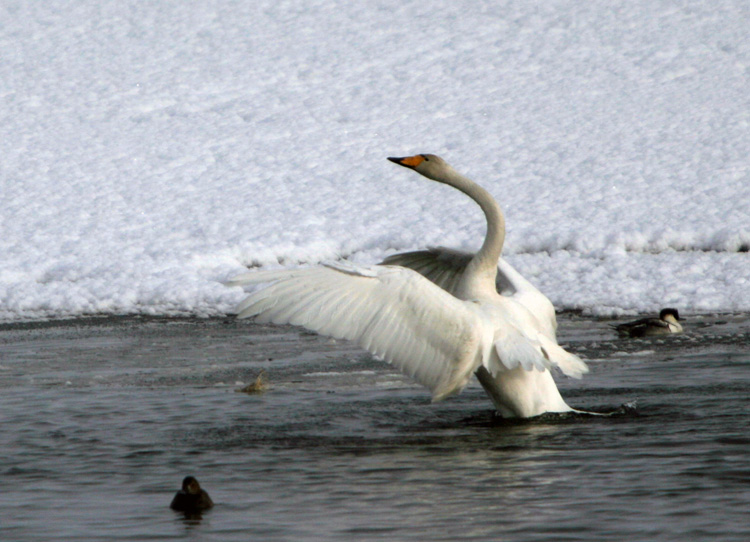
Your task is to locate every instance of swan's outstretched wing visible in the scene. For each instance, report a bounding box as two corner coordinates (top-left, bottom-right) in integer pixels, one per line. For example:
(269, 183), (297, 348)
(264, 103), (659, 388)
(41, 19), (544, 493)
(382, 247), (558, 339)
(229, 262), (486, 401)
(488, 310), (587, 379)
(536, 335), (588, 378)
(496, 258), (557, 340)
(381, 247), (471, 296)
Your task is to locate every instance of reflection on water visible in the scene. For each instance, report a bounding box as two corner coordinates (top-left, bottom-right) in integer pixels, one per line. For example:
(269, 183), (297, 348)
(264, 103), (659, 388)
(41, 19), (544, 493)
(173, 511), (208, 526)
(1, 315), (750, 541)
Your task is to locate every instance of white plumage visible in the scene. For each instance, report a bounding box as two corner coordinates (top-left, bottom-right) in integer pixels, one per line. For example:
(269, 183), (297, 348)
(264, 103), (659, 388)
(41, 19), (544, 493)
(382, 247), (558, 341)
(233, 262), (484, 400)
(230, 154), (587, 417)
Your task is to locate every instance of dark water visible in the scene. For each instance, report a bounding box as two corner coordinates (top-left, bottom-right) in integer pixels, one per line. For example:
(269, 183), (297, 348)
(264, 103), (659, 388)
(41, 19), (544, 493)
(1, 314), (749, 541)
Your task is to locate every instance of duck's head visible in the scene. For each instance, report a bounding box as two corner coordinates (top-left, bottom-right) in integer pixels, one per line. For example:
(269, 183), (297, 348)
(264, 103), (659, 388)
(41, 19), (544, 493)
(388, 154), (451, 182)
(659, 308), (680, 321)
(181, 476), (202, 495)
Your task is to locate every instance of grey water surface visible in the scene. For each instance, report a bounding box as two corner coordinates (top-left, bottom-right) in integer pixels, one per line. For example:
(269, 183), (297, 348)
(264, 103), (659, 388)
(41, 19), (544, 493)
(1, 314), (749, 541)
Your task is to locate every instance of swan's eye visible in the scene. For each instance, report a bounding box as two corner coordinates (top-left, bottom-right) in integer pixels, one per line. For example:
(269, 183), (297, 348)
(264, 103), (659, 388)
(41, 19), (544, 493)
(421, 154), (429, 161)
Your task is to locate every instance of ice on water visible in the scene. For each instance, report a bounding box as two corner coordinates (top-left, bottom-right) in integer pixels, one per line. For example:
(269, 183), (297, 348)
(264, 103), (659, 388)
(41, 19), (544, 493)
(2, 1), (749, 321)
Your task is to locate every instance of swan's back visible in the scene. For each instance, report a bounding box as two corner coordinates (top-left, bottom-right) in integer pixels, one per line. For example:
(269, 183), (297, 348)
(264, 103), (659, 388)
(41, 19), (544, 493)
(382, 247), (558, 340)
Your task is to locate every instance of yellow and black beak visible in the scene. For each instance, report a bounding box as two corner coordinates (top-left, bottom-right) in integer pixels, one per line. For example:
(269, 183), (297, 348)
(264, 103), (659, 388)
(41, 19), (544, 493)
(387, 155), (426, 169)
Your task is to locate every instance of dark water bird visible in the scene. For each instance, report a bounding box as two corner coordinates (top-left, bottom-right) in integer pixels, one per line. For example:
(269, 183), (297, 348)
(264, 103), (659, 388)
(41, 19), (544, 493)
(613, 308), (683, 338)
(170, 476), (213, 513)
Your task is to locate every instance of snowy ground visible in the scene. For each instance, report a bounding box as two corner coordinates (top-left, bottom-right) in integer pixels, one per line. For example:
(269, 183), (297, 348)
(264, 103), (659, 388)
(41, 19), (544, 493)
(2, 1), (749, 321)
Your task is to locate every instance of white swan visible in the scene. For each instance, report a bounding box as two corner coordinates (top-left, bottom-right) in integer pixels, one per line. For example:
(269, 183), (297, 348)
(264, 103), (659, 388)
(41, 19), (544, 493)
(613, 308), (683, 338)
(229, 154), (587, 418)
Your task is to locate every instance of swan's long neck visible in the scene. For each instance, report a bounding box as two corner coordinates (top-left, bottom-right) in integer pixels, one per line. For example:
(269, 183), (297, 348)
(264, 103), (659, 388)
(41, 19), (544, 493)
(436, 167), (505, 294)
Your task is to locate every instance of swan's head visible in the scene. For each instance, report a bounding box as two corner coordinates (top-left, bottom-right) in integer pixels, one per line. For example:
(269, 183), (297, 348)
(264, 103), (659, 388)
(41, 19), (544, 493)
(659, 308), (680, 322)
(387, 154), (454, 182)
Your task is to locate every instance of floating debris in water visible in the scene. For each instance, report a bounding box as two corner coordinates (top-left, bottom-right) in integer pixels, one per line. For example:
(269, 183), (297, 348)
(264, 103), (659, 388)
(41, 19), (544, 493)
(235, 370), (267, 394)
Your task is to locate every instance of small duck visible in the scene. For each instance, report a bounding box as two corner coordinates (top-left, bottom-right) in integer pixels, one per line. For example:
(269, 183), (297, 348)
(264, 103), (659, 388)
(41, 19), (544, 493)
(170, 476), (214, 513)
(614, 308), (683, 338)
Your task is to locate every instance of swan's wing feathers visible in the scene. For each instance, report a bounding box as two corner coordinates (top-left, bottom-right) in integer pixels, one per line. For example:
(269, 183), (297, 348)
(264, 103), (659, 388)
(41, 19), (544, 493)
(228, 267), (306, 287)
(379, 247), (565, 374)
(537, 335), (589, 378)
(385, 246), (516, 298)
(495, 259), (558, 338)
(233, 264), (485, 401)
(381, 247), (473, 294)
(489, 326), (588, 378)
(383, 249), (559, 340)
(492, 327), (551, 373)
(382, 246), (517, 295)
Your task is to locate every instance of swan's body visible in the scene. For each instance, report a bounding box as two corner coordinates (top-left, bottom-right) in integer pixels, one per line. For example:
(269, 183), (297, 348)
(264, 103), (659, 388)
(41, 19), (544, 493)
(380, 249), (564, 417)
(230, 154), (587, 418)
(614, 308), (683, 338)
